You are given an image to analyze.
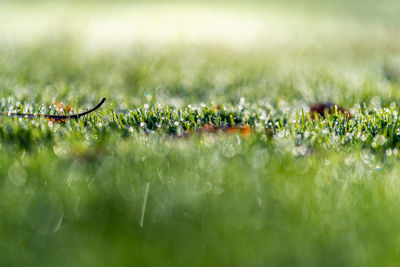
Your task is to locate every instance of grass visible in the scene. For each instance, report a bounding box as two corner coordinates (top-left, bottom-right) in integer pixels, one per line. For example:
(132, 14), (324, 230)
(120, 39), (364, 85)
(1, 0), (400, 266)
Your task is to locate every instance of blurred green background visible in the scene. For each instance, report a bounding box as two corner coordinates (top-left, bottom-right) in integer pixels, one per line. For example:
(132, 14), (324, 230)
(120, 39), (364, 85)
(0, 0), (399, 108)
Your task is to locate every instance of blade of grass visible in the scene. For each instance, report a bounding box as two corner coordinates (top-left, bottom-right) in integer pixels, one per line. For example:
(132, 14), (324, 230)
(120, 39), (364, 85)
(139, 182), (150, 228)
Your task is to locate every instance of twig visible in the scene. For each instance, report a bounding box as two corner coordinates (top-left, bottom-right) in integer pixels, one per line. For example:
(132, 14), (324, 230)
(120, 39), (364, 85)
(1, 98), (107, 122)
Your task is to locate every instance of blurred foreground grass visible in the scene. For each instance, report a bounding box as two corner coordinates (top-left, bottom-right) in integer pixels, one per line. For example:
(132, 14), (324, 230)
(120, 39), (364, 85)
(3, 130), (400, 266)
(1, 1), (400, 266)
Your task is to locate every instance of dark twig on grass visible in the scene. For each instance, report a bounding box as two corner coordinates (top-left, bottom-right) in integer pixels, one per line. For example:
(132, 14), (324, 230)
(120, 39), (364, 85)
(1, 98), (107, 122)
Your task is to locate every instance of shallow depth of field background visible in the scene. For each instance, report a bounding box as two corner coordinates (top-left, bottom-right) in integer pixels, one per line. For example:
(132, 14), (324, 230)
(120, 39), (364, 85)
(2, 0), (400, 107)
(1, 0), (400, 266)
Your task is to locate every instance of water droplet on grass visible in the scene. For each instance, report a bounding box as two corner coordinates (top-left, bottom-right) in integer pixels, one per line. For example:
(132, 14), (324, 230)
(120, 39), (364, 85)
(8, 162), (27, 187)
(222, 144), (235, 158)
(297, 145), (307, 156)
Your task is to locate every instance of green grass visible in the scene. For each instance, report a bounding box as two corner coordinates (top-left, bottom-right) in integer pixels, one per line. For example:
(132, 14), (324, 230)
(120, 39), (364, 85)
(1, 1), (400, 266)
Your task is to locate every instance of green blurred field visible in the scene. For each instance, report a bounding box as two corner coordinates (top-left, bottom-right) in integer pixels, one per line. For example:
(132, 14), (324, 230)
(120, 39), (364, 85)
(1, 1), (400, 266)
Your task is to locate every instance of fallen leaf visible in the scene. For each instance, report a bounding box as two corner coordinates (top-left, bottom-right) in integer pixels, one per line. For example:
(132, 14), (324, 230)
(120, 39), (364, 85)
(310, 102), (351, 118)
(179, 123), (252, 137)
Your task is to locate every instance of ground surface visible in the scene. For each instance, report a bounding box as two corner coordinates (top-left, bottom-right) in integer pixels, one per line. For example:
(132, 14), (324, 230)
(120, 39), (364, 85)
(1, 0), (400, 266)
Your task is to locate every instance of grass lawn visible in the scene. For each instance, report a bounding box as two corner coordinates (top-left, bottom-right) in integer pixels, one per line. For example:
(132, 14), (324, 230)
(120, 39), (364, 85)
(1, 0), (400, 266)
